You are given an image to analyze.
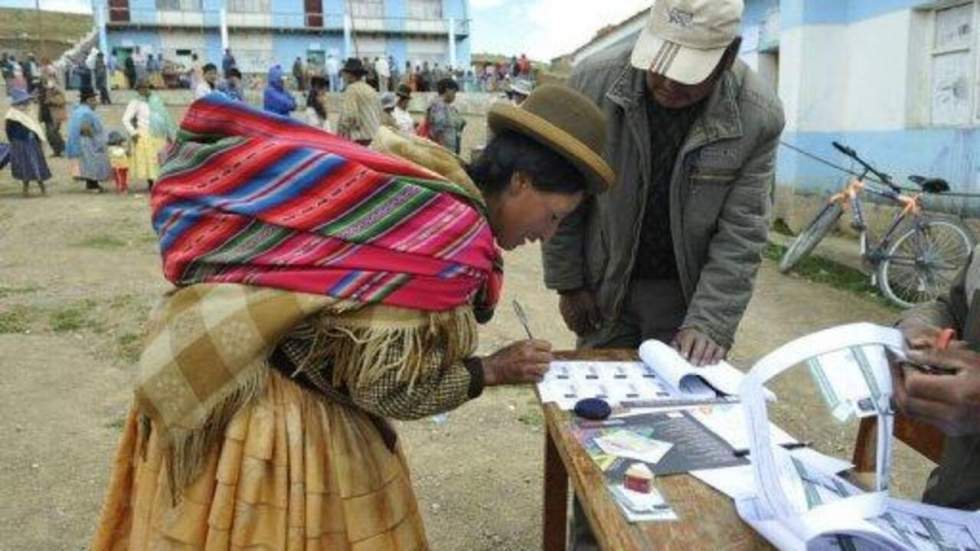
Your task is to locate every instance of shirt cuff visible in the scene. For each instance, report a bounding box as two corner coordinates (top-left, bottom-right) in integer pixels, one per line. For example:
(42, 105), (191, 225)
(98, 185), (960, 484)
(463, 356), (485, 399)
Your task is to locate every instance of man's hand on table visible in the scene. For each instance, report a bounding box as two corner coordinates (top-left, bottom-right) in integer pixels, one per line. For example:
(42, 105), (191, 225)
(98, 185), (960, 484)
(891, 345), (980, 436)
(483, 339), (553, 386)
(671, 327), (727, 367)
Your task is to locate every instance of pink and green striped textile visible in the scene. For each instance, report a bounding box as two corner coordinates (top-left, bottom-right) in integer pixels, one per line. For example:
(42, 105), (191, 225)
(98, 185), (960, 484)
(151, 94), (501, 312)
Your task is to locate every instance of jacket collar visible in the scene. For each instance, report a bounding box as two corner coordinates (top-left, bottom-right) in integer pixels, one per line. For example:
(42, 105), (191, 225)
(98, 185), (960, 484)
(605, 59), (744, 145)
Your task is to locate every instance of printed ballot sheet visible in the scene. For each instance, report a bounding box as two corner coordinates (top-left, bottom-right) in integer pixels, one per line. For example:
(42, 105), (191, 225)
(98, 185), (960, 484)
(537, 361), (682, 409)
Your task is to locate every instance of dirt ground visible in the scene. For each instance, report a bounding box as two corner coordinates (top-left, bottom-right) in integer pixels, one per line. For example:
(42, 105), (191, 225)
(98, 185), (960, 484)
(0, 101), (935, 551)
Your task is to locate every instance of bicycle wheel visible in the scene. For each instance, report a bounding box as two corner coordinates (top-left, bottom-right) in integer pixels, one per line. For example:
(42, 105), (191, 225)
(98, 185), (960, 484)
(877, 218), (975, 308)
(779, 203), (844, 273)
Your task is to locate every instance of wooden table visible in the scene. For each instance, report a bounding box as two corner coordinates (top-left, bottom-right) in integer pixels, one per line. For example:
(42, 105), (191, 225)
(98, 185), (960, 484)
(541, 349), (773, 550)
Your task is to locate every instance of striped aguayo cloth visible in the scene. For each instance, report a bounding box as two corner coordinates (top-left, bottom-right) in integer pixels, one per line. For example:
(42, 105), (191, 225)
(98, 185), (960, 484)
(151, 93), (502, 312)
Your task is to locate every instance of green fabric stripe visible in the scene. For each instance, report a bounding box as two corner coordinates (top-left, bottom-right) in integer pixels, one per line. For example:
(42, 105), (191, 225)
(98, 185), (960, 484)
(362, 273), (411, 302)
(163, 136), (245, 176)
(320, 181), (436, 239)
(194, 221), (294, 267)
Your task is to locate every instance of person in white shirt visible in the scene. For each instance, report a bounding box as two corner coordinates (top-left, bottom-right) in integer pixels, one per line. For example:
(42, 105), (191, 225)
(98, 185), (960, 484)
(194, 63), (218, 99)
(391, 84), (415, 134)
(122, 79), (176, 190)
(374, 56), (390, 92)
(325, 53), (341, 92)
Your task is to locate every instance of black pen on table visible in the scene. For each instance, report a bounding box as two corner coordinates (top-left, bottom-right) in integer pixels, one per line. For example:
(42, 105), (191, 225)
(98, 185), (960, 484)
(512, 299), (534, 340)
(732, 441), (811, 458)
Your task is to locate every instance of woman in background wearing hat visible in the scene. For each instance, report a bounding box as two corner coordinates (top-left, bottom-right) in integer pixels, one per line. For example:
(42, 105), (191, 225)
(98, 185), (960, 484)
(5, 88), (51, 196)
(391, 83), (416, 134)
(425, 77), (465, 154)
(91, 83), (612, 548)
(336, 57), (381, 145)
(66, 88), (111, 193)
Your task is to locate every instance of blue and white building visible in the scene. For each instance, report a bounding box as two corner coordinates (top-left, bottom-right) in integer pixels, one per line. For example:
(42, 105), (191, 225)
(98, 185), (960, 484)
(91, 0), (470, 74)
(572, 0), (980, 199)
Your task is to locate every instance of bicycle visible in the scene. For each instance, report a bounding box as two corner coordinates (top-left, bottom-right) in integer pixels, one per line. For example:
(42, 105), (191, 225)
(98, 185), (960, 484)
(779, 142), (975, 308)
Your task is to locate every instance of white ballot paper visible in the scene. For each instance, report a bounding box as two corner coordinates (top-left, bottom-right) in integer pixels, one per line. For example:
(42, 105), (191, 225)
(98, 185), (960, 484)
(639, 340), (746, 397)
(537, 361), (682, 409)
(733, 323), (980, 550)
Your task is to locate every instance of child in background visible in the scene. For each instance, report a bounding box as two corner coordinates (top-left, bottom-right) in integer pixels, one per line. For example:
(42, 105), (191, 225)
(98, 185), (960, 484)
(106, 131), (129, 194)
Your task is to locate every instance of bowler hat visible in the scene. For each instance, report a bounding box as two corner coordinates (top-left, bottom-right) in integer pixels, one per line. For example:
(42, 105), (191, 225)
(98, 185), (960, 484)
(395, 83), (412, 99)
(341, 57), (367, 76)
(8, 87), (31, 105)
(487, 84), (613, 194)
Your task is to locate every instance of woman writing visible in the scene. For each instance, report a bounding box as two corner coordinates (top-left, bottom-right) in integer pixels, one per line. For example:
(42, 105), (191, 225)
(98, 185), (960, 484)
(91, 84), (612, 548)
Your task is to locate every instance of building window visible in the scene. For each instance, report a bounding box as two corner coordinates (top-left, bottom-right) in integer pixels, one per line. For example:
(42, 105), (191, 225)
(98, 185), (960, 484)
(407, 0), (441, 19)
(155, 0), (201, 11)
(930, 2), (977, 126)
(227, 0), (271, 13)
(349, 0), (383, 18)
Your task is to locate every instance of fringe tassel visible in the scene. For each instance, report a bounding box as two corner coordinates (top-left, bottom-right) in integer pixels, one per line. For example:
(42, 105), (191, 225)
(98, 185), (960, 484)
(297, 306), (478, 391)
(159, 364), (268, 500)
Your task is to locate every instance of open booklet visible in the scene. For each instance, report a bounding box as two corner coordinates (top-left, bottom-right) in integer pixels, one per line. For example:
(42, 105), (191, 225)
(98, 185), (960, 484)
(638, 340), (746, 398)
(734, 323), (980, 550)
(537, 340), (746, 409)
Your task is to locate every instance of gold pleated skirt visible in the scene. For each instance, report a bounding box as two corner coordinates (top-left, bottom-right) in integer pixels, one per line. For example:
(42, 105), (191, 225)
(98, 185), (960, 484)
(91, 371), (427, 550)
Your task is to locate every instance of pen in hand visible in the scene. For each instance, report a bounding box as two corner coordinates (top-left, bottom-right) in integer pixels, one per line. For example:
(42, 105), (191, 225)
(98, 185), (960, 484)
(512, 299), (534, 340)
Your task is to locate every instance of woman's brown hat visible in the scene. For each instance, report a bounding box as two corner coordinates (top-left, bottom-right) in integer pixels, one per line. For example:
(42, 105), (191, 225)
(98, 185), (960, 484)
(486, 83), (614, 194)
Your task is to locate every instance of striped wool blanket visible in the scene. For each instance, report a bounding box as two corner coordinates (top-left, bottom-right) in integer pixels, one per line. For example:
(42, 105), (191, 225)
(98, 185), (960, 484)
(151, 93), (501, 313)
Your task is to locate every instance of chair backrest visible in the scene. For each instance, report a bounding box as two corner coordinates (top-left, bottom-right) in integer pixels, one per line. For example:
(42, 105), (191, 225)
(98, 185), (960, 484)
(853, 414), (945, 472)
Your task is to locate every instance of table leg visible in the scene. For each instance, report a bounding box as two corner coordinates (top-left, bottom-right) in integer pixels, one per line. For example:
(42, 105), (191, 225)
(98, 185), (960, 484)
(543, 427), (568, 551)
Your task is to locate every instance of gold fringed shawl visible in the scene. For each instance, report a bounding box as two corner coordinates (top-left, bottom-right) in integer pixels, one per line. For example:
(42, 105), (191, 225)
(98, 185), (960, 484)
(135, 283), (479, 493)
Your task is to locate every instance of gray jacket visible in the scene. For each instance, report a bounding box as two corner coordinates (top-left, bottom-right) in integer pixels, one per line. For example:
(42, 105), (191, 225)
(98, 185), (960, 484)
(542, 47), (785, 348)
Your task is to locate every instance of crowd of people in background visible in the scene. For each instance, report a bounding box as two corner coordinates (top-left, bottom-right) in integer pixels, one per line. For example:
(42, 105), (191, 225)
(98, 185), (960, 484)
(2, 44), (536, 198)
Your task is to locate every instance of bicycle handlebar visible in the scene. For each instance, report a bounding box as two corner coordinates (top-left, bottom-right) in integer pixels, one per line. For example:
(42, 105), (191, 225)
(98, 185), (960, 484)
(831, 141), (898, 190)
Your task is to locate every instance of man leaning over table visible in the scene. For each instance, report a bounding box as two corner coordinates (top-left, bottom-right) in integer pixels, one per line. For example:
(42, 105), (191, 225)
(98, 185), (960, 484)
(542, 1), (784, 548)
(543, 0), (784, 368)
(892, 244), (980, 510)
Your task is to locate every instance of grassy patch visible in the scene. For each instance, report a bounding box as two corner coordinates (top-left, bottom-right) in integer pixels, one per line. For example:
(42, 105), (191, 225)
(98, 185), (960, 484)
(517, 410), (542, 428)
(49, 299), (99, 333)
(0, 285), (40, 299)
(763, 242), (900, 311)
(109, 294), (138, 311)
(0, 307), (31, 334)
(116, 332), (143, 364)
(104, 417), (127, 431)
(72, 235), (128, 250)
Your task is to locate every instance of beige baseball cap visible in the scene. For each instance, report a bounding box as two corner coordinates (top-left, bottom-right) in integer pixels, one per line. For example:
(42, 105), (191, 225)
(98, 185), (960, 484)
(630, 0), (743, 85)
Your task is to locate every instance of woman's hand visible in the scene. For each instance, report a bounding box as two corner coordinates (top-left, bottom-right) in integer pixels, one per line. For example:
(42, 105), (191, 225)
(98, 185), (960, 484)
(483, 339), (553, 386)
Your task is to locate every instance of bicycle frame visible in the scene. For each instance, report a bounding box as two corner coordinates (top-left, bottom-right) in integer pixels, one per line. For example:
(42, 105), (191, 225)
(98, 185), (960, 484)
(828, 176), (924, 267)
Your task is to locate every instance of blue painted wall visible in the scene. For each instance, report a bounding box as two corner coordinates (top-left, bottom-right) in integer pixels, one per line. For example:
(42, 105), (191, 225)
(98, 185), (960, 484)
(107, 29), (162, 53)
(780, 0), (928, 30)
(778, 129), (980, 212)
(743, 0), (778, 28)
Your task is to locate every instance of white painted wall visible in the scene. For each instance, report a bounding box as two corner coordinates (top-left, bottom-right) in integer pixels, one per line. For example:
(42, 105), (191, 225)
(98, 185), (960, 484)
(841, 9), (912, 131)
(779, 25), (850, 133)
